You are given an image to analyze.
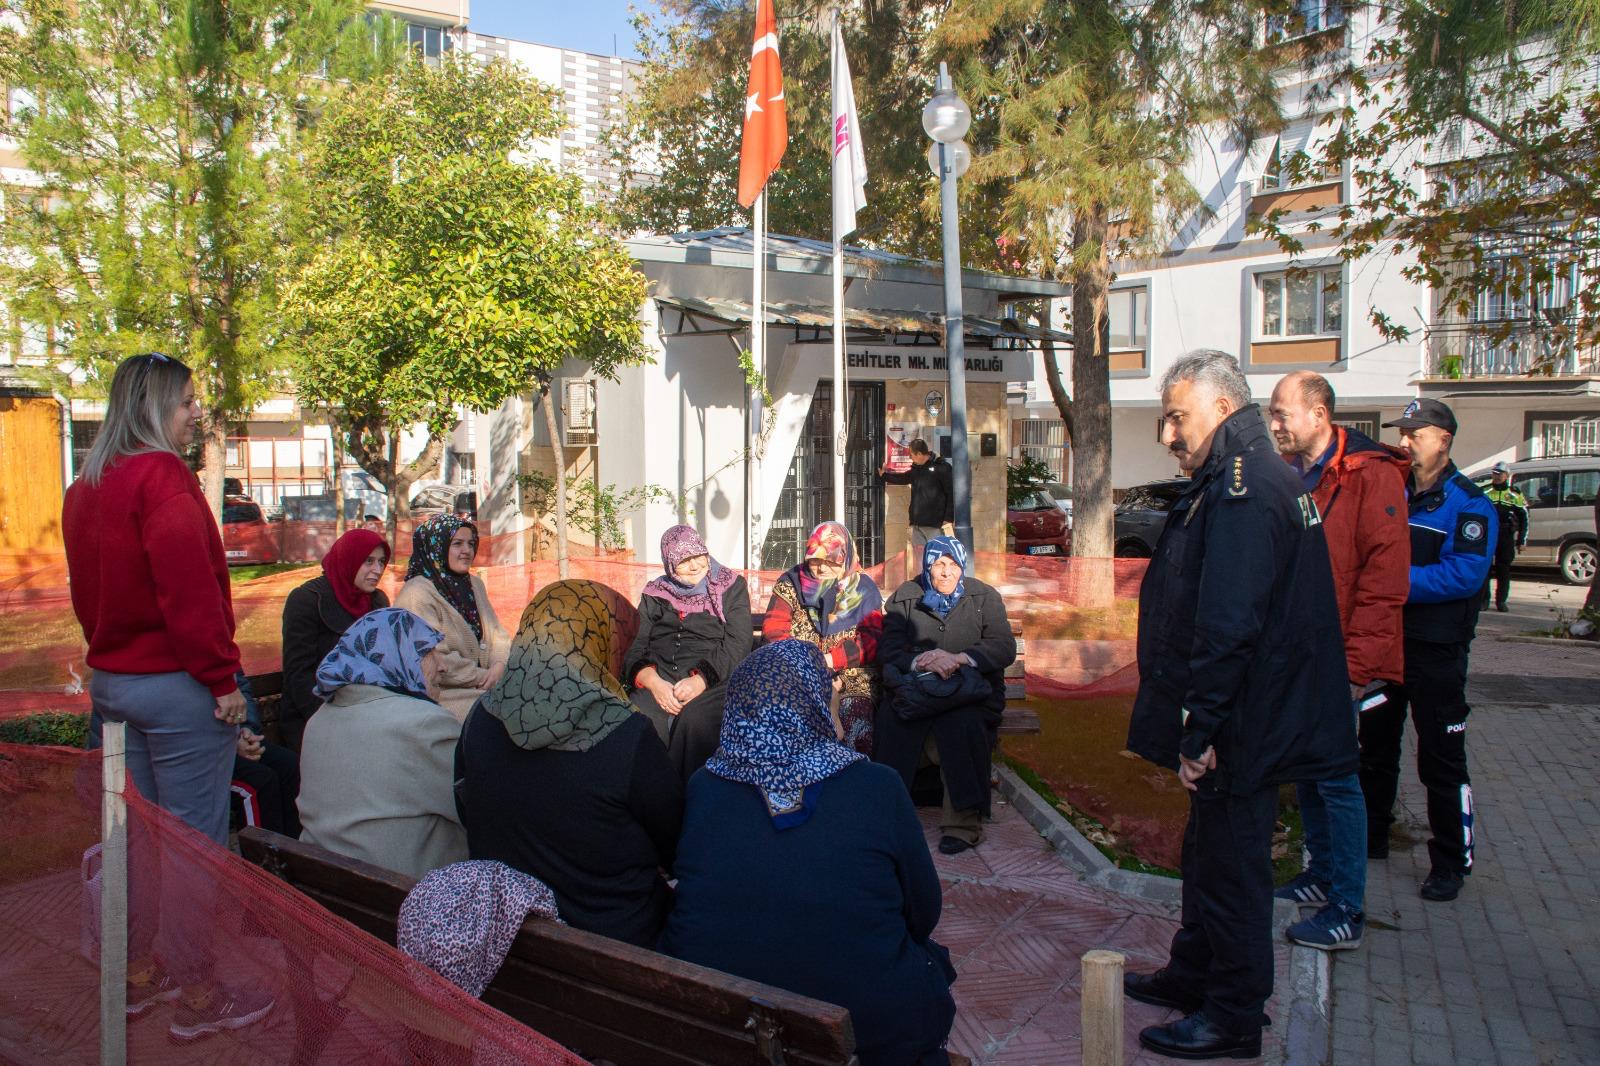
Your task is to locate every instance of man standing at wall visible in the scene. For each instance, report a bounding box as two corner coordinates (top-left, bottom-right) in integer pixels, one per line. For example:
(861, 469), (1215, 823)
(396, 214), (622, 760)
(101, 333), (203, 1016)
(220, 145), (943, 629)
(1124, 351), (1353, 1060)
(1366, 399), (1496, 903)
(1481, 461), (1528, 613)
(1268, 371), (1410, 951)
(878, 439), (953, 568)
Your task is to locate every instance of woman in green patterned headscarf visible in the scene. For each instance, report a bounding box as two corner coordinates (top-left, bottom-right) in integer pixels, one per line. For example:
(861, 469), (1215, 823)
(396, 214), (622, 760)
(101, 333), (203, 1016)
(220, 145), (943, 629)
(454, 580), (684, 948)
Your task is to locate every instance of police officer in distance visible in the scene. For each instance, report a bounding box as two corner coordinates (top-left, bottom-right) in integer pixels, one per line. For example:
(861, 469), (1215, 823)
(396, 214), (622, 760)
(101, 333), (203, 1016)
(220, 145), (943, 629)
(1124, 351), (1355, 1061)
(1481, 461), (1528, 613)
(1362, 398), (1495, 903)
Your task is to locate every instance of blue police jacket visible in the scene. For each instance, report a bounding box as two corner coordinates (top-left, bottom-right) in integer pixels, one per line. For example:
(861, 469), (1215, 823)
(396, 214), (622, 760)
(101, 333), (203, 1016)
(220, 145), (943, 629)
(1404, 463), (1496, 644)
(1126, 406), (1357, 796)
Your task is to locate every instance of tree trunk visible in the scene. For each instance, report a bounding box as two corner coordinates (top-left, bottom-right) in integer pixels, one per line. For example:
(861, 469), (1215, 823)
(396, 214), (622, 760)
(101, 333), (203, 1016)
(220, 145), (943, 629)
(331, 419), (347, 539)
(1070, 208), (1115, 561)
(200, 413), (228, 524)
(344, 419), (448, 551)
(386, 430), (403, 545)
(541, 384), (571, 579)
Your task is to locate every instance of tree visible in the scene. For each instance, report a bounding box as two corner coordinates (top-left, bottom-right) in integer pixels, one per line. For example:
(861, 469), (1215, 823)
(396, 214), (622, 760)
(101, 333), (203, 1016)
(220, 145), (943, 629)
(0, 0), (397, 515)
(281, 54), (649, 562)
(1255, 1), (1600, 355)
(938, 0), (1283, 557)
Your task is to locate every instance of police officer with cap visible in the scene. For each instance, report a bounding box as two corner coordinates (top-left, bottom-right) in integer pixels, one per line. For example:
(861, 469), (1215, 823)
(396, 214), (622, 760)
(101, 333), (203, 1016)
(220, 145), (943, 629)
(1124, 350), (1353, 1060)
(1363, 398), (1496, 902)
(1482, 461), (1528, 612)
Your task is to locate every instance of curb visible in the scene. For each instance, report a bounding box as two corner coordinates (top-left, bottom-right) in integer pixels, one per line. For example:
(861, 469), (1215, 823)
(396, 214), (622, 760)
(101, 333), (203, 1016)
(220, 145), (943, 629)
(1494, 634), (1600, 649)
(994, 764), (1332, 1065)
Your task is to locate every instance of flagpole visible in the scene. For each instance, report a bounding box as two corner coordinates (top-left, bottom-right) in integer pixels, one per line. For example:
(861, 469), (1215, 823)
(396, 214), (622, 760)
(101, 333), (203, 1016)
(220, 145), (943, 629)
(749, 191), (767, 570)
(829, 7), (847, 526)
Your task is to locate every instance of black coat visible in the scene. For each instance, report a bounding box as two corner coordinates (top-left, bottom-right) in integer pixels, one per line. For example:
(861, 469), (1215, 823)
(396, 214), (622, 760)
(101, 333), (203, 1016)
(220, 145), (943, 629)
(279, 575), (388, 753)
(621, 577), (752, 688)
(1125, 406), (1356, 796)
(875, 577), (1017, 816)
(881, 458), (955, 528)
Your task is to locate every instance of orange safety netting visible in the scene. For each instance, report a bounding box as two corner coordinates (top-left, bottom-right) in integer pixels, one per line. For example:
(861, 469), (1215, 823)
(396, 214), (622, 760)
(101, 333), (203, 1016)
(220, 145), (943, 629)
(1, 541), (1147, 722)
(0, 742), (586, 1065)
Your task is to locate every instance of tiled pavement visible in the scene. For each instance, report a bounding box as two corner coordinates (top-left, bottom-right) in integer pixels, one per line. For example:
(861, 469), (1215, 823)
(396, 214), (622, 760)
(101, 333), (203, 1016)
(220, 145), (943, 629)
(920, 799), (1294, 1065)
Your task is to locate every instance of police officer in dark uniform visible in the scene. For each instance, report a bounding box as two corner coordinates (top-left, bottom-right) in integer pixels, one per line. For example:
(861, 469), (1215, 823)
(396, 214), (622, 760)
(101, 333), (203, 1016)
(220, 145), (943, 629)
(1362, 398), (1495, 902)
(1124, 351), (1355, 1061)
(1481, 461), (1528, 612)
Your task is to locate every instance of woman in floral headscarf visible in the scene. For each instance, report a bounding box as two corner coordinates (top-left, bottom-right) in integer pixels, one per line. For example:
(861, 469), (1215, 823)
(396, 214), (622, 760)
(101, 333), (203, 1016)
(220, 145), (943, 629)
(394, 513), (510, 722)
(459, 580), (683, 947)
(623, 524), (752, 782)
(660, 640), (956, 1066)
(762, 521), (884, 755)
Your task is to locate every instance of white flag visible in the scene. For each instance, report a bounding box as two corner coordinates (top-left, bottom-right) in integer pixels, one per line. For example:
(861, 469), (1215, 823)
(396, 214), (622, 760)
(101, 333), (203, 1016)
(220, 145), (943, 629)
(831, 19), (868, 239)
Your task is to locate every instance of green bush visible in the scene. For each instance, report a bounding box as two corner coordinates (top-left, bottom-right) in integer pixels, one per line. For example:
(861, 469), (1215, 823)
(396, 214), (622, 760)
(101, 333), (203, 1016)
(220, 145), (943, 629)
(0, 712), (90, 748)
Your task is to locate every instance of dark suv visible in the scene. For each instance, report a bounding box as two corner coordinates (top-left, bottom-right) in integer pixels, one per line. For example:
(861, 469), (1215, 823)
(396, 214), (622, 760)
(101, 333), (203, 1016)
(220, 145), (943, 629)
(1113, 479), (1188, 558)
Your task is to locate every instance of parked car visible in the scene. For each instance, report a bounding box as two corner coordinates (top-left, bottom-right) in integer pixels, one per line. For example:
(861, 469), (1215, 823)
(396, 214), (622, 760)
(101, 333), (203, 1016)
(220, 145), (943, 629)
(222, 495), (281, 566)
(1113, 479), (1189, 558)
(409, 482), (478, 519)
(1040, 481), (1073, 526)
(1007, 489), (1071, 556)
(1467, 456), (1598, 586)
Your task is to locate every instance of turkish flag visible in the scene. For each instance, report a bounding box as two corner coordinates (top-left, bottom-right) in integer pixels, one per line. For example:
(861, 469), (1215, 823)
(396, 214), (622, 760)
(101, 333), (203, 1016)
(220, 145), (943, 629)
(737, 0), (786, 209)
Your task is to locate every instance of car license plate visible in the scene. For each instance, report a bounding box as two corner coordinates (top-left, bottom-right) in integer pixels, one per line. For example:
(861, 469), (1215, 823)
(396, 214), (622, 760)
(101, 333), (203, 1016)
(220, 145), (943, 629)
(1027, 545), (1056, 555)
(226, 550), (247, 559)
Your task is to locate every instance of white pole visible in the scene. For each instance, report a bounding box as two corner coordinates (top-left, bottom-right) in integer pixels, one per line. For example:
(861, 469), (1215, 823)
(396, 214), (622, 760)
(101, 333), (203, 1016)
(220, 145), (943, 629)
(100, 720), (128, 1066)
(751, 191), (768, 569)
(829, 9), (847, 525)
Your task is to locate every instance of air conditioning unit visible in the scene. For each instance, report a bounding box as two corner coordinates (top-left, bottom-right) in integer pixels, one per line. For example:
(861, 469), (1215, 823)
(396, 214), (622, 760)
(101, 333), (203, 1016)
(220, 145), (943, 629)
(562, 379), (598, 448)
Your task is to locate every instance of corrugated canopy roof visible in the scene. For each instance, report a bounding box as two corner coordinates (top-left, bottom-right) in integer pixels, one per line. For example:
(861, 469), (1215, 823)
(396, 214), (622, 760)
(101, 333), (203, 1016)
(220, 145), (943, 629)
(654, 294), (1071, 349)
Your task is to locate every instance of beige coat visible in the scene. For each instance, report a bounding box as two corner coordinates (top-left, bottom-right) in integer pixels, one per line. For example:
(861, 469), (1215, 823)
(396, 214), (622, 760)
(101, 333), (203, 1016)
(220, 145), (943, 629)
(393, 574), (510, 722)
(297, 684), (468, 880)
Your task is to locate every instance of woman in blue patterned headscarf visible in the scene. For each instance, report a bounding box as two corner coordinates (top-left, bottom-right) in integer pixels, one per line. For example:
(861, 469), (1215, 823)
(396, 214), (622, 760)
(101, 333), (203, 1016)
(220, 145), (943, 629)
(660, 639), (957, 1065)
(917, 535), (968, 617)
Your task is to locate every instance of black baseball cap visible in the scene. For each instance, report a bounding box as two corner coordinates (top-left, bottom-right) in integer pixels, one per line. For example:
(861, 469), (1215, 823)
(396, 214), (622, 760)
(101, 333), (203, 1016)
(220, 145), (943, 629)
(1383, 398), (1458, 435)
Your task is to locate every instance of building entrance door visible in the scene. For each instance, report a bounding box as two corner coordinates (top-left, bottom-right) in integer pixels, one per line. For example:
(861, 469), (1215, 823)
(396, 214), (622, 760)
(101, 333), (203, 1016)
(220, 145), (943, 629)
(760, 381), (885, 570)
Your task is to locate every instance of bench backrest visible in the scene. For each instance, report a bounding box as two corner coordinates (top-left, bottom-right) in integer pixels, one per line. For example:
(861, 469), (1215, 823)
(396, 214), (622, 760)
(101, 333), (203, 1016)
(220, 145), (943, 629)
(238, 828), (858, 1066)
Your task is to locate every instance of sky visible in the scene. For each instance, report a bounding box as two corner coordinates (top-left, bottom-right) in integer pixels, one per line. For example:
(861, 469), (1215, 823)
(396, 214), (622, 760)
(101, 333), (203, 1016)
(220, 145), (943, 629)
(469, 0), (653, 59)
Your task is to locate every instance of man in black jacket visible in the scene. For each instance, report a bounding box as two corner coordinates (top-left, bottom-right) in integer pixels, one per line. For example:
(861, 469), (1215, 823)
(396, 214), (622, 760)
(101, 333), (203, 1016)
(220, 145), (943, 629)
(879, 439), (953, 568)
(1124, 350), (1354, 1061)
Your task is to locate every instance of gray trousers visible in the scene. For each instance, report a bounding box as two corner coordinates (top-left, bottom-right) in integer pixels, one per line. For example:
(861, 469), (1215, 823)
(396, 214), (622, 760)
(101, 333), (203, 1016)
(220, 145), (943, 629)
(910, 525), (947, 573)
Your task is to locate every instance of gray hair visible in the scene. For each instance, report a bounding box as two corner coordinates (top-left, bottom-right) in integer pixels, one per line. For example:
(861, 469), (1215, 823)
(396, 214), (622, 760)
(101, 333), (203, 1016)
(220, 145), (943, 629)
(1159, 349), (1252, 411)
(81, 353), (193, 486)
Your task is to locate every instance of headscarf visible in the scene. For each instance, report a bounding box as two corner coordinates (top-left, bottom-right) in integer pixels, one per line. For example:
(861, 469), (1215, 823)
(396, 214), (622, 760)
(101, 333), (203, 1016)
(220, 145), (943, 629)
(484, 580), (635, 752)
(641, 524), (739, 622)
(320, 528), (389, 620)
(781, 521), (882, 637)
(313, 608), (443, 702)
(705, 640), (865, 829)
(918, 535), (969, 618)
(398, 860), (561, 999)
(406, 513), (483, 641)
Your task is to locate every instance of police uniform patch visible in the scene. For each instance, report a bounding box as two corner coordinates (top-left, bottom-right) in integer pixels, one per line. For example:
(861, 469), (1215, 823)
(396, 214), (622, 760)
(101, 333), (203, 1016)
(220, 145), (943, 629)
(1455, 511), (1489, 556)
(1227, 456), (1248, 497)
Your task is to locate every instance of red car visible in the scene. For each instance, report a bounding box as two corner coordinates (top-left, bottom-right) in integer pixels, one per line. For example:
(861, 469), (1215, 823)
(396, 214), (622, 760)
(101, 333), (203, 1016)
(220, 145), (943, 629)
(222, 496), (281, 565)
(1007, 489), (1071, 556)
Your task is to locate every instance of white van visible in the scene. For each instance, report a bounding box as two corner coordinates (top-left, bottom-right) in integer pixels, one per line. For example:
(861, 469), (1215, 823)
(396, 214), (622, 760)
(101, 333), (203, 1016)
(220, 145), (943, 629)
(1469, 457), (1598, 586)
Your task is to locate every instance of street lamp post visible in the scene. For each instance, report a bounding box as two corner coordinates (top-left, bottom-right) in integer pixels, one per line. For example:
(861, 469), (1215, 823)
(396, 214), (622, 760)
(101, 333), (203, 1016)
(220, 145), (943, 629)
(924, 63), (974, 553)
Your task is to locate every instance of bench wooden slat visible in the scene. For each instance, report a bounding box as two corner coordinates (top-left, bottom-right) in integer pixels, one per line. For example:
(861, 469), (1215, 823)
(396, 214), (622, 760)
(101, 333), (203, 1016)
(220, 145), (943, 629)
(239, 829), (858, 1066)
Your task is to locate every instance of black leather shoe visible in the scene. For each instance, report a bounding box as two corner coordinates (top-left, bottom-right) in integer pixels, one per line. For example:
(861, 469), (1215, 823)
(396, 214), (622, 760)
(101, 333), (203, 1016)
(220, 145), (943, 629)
(1139, 1013), (1262, 1060)
(1123, 970), (1204, 1014)
(1420, 869), (1463, 901)
(937, 836), (975, 855)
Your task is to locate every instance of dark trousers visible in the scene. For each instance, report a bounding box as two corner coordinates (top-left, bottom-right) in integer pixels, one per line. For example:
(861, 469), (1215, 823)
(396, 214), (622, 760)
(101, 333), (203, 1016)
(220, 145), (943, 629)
(1359, 638), (1474, 875)
(231, 742), (302, 837)
(631, 683), (729, 783)
(1163, 781), (1277, 1034)
(1481, 540), (1516, 608)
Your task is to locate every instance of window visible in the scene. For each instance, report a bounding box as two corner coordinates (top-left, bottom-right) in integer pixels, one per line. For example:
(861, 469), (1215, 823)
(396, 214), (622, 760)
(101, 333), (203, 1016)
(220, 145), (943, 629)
(1108, 287), (1149, 350)
(1259, 267), (1342, 338)
(406, 22), (454, 59)
(1515, 472), (1560, 510)
(1563, 470), (1599, 508)
(1266, 0), (1346, 43)
(1333, 413), (1379, 438)
(1533, 417), (1600, 457)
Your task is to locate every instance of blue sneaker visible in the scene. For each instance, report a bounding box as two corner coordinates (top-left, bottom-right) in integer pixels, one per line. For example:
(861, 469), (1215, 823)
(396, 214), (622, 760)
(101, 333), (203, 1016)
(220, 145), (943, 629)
(1273, 870), (1330, 906)
(1286, 903), (1364, 951)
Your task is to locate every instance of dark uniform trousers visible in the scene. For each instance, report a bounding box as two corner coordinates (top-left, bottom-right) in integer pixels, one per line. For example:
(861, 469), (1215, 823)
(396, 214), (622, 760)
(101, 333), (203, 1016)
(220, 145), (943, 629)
(1163, 778), (1277, 1034)
(1482, 534), (1517, 610)
(1359, 639), (1473, 875)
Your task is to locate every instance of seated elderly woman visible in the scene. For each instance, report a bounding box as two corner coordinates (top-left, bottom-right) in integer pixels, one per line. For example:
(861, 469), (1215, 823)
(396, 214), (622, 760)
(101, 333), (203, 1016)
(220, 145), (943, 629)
(297, 608), (469, 880)
(762, 521), (883, 755)
(875, 537), (1017, 856)
(457, 580), (683, 949)
(623, 525), (752, 781)
(659, 640), (956, 1066)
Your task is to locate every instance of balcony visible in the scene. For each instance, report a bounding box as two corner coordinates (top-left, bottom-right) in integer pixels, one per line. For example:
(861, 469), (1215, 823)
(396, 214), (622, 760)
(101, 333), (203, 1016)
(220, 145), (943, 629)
(1424, 320), (1600, 382)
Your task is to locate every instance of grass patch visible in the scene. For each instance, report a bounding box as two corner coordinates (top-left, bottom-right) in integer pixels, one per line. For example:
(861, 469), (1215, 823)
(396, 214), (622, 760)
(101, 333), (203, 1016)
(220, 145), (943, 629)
(1002, 753), (1180, 878)
(229, 562), (315, 583)
(0, 712), (89, 747)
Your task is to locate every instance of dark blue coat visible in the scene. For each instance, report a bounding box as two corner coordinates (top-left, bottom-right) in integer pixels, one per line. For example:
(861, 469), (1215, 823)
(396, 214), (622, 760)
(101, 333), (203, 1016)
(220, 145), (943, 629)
(1125, 405), (1356, 795)
(1403, 464), (1496, 644)
(659, 761), (956, 1066)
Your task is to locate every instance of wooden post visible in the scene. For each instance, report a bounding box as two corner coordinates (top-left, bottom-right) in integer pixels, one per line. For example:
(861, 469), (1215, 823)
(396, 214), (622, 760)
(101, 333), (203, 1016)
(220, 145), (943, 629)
(100, 720), (128, 1066)
(1081, 948), (1125, 1066)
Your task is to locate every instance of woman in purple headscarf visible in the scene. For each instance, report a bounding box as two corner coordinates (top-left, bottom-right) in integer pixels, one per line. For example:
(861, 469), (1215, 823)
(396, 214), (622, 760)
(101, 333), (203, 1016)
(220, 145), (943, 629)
(622, 524), (753, 781)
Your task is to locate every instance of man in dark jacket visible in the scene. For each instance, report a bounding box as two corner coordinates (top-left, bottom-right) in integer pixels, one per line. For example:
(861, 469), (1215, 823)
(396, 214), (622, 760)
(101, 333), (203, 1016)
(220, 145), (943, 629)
(879, 439), (954, 568)
(1125, 351), (1354, 1061)
(1365, 398), (1496, 903)
(1481, 461), (1528, 612)
(1267, 371), (1410, 952)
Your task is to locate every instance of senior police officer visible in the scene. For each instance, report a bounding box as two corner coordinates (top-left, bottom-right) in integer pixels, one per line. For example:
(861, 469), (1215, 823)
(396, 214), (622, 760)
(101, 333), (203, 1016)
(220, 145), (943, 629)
(1124, 351), (1354, 1061)
(1363, 398), (1496, 902)
(1482, 461), (1528, 612)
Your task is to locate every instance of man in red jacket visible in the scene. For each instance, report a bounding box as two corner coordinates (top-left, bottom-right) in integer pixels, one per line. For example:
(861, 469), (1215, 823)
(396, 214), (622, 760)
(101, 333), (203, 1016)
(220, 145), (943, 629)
(1267, 372), (1410, 951)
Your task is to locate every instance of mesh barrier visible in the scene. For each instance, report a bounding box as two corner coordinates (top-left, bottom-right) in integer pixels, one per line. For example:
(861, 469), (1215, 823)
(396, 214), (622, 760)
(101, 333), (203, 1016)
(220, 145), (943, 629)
(0, 742), (586, 1065)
